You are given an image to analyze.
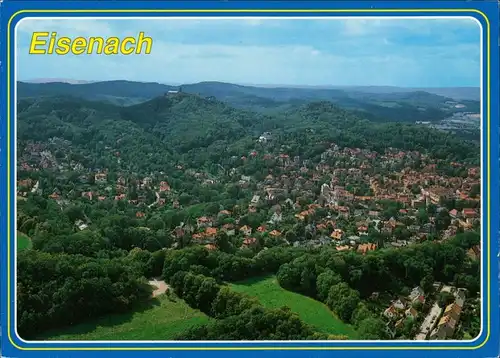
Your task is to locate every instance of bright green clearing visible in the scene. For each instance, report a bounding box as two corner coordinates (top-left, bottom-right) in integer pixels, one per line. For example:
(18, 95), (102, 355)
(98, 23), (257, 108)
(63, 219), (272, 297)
(40, 295), (211, 341)
(17, 232), (32, 251)
(230, 276), (358, 338)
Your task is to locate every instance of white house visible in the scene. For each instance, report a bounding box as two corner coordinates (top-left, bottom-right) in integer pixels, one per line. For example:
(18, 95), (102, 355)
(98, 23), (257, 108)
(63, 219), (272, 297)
(393, 299), (405, 310)
(409, 286), (425, 301)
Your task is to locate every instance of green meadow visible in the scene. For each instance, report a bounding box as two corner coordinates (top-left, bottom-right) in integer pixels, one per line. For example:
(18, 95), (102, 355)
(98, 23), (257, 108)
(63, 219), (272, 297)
(17, 232), (32, 251)
(230, 276), (358, 338)
(40, 295), (211, 341)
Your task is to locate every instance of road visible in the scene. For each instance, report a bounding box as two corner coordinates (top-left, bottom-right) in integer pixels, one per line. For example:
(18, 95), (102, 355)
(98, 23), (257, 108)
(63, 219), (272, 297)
(148, 192), (160, 208)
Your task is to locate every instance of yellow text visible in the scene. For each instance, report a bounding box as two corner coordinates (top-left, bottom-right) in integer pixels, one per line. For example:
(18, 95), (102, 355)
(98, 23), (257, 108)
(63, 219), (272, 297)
(29, 32), (153, 55)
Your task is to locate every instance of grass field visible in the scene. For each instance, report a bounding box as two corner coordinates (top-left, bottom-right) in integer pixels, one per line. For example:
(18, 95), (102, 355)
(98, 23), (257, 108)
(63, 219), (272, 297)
(230, 276), (358, 338)
(17, 231), (32, 251)
(40, 295), (211, 341)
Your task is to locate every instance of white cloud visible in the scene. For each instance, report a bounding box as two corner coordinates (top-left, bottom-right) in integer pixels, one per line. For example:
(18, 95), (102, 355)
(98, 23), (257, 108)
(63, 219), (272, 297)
(17, 37), (478, 86)
(342, 19), (382, 36)
(340, 17), (479, 37)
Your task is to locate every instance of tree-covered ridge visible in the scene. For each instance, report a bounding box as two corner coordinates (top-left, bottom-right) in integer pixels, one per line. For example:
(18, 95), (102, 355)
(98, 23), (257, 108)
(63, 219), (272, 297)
(18, 94), (479, 166)
(16, 90), (480, 341)
(18, 80), (480, 123)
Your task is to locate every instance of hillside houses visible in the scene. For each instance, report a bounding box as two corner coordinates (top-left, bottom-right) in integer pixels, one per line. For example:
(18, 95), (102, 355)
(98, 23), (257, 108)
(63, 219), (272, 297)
(23, 136), (479, 263)
(197, 216), (213, 229)
(430, 289), (467, 340)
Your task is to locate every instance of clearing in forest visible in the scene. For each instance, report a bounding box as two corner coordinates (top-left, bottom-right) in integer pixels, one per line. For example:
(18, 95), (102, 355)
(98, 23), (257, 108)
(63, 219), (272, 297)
(39, 295), (211, 341)
(17, 231), (32, 251)
(230, 276), (358, 338)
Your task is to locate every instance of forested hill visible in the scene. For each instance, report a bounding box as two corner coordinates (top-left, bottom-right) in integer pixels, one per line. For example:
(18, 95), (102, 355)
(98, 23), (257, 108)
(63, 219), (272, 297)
(17, 80), (480, 124)
(17, 80), (176, 106)
(18, 92), (480, 166)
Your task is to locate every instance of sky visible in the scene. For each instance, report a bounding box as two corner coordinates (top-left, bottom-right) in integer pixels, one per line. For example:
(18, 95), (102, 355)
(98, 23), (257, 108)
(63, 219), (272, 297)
(16, 17), (481, 87)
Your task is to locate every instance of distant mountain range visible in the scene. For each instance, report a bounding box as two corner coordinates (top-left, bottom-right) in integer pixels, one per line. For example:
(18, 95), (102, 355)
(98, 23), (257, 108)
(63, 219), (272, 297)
(248, 84), (479, 101)
(17, 80), (480, 124)
(22, 79), (480, 101)
(334, 86), (479, 101)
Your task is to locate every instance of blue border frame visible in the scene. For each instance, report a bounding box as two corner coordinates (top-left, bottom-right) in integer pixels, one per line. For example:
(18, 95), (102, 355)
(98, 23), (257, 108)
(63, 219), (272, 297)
(1, 1), (498, 358)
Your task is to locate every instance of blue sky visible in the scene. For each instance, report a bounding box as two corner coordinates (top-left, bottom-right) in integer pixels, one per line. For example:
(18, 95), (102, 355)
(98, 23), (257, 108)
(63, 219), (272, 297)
(16, 17), (481, 87)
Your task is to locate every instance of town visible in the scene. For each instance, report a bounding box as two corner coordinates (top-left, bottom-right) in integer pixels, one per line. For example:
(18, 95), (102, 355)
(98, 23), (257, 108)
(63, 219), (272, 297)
(17, 129), (481, 341)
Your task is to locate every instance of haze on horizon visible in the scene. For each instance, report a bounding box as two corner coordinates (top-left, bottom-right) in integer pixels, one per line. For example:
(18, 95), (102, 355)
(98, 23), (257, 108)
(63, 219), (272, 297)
(21, 77), (480, 91)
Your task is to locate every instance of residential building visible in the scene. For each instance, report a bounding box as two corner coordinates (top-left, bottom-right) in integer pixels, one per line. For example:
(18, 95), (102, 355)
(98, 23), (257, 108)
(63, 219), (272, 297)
(406, 307), (418, 319)
(330, 229), (344, 240)
(205, 244), (217, 251)
(462, 208), (477, 218)
(384, 305), (397, 319)
(197, 216), (213, 229)
(467, 245), (480, 261)
(95, 173), (107, 184)
(241, 237), (257, 248)
(205, 227), (217, 238)
(393, 299), (405, 310)
(357, 243), (377, 255)
(409, 286), (425, 301)
(239, 225), (252, 236)
(443, 303), (462, 322)
(268, 212), (283, 224)
(430, 316), (457, 340)
(222, 224), (235, 236)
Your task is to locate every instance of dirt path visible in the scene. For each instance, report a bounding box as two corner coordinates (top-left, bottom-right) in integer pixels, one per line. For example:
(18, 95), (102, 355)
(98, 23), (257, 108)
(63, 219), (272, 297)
(149, 278), (170, 297)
